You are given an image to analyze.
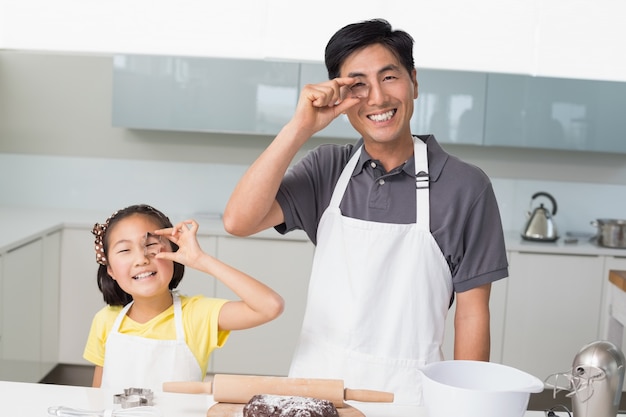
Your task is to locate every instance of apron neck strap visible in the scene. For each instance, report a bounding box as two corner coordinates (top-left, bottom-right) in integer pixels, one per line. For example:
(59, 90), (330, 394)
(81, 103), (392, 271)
(413, 137), (430, 231)
(328, 138), (430, 230)
(110, 293), (185, 340)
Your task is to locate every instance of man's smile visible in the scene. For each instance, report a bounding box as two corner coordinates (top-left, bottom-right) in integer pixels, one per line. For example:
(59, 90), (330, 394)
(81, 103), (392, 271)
(367, 109), (397, 122)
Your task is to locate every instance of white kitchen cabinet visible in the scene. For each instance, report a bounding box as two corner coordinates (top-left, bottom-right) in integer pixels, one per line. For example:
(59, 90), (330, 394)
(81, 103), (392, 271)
(441, 265), (508, 363)
(0, 253), (3, 357)
(58, 227), (105, 364)
(2, 238), (43, 362)
(501, 251), (605, 380)
(1, 232), (60, 373)
(210, 235), (314, 376)
(600, 255), (626, 352)
(0, 231), (61, 382)
(41, 231), (61, 365)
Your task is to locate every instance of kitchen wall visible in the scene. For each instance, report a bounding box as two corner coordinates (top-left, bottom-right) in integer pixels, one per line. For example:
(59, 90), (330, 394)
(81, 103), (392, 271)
(2, 51), (626, 235)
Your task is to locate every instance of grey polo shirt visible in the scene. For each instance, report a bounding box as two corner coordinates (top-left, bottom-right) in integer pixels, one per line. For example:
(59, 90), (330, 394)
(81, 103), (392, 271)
(275, 134), (508, 293)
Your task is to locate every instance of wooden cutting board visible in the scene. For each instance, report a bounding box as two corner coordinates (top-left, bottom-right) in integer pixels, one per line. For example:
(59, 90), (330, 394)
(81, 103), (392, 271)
(609, 269), (626, 292)
(206, 402), (365, 417)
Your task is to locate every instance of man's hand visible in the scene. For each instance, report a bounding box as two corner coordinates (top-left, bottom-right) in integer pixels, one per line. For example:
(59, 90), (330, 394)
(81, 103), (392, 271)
(291, 77), (361, 136)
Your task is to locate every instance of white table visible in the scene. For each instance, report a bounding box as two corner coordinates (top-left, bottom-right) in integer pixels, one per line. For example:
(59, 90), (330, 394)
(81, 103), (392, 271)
(0, 380), (552, 417)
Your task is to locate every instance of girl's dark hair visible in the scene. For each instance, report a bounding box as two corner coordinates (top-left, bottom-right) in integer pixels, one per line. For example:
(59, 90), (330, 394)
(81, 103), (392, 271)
(325, 18), (415, 80)
(96, 204), (184, 306)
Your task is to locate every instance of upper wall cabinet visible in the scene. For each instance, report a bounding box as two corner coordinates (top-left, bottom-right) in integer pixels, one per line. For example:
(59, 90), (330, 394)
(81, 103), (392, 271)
(484, 74), (626, 153)
(298, 63), (487, 145)
(112, 55), (299, 135)
(412, 69), (486, 145)
(112, 54), (626, 154)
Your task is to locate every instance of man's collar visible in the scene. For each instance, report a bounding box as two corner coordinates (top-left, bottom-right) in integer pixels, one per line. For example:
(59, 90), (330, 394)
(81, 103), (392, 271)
(351, 135), (449, 182)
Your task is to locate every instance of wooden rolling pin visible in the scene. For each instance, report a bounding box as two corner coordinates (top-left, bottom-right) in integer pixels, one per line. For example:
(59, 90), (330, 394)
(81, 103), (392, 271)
(163, 374), (394, 408)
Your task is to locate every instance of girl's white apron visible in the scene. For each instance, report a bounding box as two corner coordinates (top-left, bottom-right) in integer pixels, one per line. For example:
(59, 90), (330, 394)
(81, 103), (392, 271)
(289, 138), (452, 405)
(101, 293), (202, 392)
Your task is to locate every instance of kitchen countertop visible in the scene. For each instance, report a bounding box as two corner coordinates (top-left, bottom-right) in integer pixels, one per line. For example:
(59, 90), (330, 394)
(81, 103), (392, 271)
(505, 230), (626, 256)
(0, 207), (111, 252)
(2, 206), (626, 256)
(0, 206), (307, 253)
(0, 380), (577, 417)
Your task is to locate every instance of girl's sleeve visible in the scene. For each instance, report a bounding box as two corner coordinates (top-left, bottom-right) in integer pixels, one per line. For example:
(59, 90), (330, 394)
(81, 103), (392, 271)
(183, 296), (231, 375)
(82, 307), (113, 366)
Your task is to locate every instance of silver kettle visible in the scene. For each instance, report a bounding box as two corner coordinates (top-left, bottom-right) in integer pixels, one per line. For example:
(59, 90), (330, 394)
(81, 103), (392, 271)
(521, 191), (559, 242)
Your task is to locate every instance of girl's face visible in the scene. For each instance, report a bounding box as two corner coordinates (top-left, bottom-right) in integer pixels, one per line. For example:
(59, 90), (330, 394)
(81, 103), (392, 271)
(105, 214), (174, 301)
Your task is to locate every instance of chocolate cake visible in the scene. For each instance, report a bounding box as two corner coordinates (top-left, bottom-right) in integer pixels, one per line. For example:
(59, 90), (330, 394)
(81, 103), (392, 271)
(242, 394), (340, 417)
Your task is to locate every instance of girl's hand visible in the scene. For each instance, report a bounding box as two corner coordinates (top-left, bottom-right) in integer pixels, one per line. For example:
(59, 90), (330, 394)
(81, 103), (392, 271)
(153, 219), (205, 268)
(155, 219), (284, 330)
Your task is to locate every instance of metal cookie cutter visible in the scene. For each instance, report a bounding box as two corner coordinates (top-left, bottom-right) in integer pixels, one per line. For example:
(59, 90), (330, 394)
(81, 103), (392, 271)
(113, 388), (154, 408)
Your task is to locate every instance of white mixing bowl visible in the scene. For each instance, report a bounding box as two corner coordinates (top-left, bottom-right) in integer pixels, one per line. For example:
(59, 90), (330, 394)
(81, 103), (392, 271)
(421, 360), (544, 417)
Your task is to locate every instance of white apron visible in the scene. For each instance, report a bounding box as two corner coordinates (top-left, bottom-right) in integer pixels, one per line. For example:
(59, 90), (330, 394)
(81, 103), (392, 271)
(101, 293), (202, 392)
(289, 138), (453, 405)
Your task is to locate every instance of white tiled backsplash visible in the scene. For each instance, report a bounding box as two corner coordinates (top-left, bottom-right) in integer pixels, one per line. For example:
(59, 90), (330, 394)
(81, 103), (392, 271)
(2, 153), (625, 236)
(0, 153), (244, 221)
(492, 177), (626, 236)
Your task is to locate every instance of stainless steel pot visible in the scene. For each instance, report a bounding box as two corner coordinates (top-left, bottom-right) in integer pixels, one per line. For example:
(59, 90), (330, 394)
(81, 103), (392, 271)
(591, 219), (626, 248)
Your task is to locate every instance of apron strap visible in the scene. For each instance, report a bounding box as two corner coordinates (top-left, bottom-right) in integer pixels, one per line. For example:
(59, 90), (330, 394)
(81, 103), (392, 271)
(111, 301), (133, 333)
(109, 293), (185, 341)
(413, 137), (430, 232)
(329, 138), (430, 231)
(328, 146), (362, 209)
(172, 293), (186, 342)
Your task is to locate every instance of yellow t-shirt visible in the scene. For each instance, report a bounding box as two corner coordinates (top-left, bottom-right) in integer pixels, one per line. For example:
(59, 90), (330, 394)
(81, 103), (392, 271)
(83, 294), (230, 376)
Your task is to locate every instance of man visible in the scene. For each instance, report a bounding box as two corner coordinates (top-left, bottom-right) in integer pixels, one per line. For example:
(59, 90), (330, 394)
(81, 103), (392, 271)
(223, 18), (508, 405)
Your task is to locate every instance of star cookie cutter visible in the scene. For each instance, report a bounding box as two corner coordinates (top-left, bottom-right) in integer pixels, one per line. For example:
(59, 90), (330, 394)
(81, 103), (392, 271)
(113, 387), (154, 408)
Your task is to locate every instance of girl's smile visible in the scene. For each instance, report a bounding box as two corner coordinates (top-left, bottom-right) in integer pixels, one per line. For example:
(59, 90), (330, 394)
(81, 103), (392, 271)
(133, 271), (156, 280)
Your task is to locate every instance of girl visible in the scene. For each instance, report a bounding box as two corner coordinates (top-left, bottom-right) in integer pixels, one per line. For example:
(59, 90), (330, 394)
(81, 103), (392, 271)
(83, 204), (284, 391)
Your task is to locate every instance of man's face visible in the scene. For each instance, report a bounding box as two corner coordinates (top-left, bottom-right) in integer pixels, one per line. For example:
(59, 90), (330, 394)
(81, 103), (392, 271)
(339, 43), (418, 146)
